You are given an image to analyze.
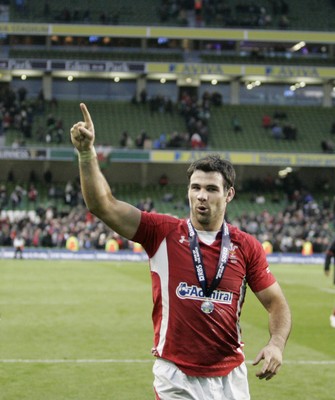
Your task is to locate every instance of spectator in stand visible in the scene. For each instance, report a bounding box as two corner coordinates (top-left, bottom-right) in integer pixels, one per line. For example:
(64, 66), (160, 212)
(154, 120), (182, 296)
(194, 0), (204, 27)
(9, 185), (25, 209)
(321, 139), (335, 153)
(190, 132), (205, 149)
(165, 97), (174, 115)
(231, 115), (243, 133)
(2, 111), (12, 132)
(140, 89), (147, 104)
(54, 118), (65, 144)
(0, 184), (8, 208)
(158, 174), (169, 187)
(135, 130), (149, 148)
(82, 9), (91, 23)
(271, 123), (283, 140)
(278, 14), (290, 29)
(167, 130), (188, 148)
(153, 133), (167, 149)
(64, 180), (79, 206)
(283, 123), (297, 140)
(43, 169), (53, 185)
(119, 131), (133, 148)
(17, 87), (27, 104)
(27, 184), (38, 204)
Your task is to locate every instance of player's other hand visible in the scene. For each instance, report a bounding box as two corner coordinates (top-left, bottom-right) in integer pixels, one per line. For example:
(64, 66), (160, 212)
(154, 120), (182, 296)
(70, 103), (95, 152)
(252, 343), (283, 381)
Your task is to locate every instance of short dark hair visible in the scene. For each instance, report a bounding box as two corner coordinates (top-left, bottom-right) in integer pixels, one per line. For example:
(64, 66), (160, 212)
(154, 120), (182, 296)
(187, 154), (236, 189)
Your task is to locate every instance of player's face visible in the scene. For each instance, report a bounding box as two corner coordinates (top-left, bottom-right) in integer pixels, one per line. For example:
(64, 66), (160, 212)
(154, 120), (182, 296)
(188, 170), (234, 231)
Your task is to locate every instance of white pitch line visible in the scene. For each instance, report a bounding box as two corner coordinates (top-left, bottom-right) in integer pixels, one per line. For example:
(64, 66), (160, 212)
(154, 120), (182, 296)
(0, 359), (335, 365)
(320, 288), (335, 294)
(281, 360), (335, 365)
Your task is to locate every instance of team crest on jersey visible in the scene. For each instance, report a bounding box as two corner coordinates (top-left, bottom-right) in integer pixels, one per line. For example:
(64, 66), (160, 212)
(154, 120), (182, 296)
(176, 282), (233, 304)
(228, 243), (239, 263)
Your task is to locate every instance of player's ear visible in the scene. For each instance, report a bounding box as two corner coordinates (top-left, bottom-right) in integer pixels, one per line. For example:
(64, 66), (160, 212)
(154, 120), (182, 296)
(226, 187), (235, 203)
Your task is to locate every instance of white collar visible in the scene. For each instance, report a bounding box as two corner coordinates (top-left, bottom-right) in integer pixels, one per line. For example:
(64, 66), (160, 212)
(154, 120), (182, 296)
(195, 229), (220, 245)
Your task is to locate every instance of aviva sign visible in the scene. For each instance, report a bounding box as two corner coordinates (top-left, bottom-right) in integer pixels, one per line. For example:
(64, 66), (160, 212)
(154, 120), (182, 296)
(265, 66), (320, 78)
(168, 63), (225, 75)
(146, 63), (335, 80)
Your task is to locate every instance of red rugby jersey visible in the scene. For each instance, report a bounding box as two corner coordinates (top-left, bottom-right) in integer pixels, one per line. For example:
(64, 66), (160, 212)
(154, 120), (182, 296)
(132, 212), (276, 377)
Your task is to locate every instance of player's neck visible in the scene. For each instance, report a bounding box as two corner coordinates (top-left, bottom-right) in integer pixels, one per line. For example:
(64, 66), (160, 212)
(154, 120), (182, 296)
(190, 217), (223, 232)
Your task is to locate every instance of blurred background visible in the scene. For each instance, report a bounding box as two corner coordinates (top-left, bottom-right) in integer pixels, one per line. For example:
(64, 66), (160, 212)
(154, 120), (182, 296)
(0, 0), (335, 255)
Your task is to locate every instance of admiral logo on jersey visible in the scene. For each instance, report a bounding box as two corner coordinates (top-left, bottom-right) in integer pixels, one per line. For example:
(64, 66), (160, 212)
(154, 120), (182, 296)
(176, 282), (233, 304)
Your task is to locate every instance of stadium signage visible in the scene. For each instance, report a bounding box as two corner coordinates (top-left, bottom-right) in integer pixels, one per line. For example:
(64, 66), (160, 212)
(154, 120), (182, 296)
(0, 60), (8, 68)
(0, 59), (145, 73)
(0, 148), (49, 160)
(254, 153), (335, 167)
(266, 66), (319, 78)
(1, 148), (334, 167)
(258, 154), (291, 164)
(150, 150), (335, 167)
(67, 61), (106, 72)
(64, 61), (144, 73)
(2, 57), (333, 80)
(0, 149), (31, 159)
(2, 23), (335, 44)
(0, 23), (49, 35)
(0, 248), (325, 263)
(0, 248), (149, 261)
(3, 59), (49, 70)
(169, 63), (224, 75)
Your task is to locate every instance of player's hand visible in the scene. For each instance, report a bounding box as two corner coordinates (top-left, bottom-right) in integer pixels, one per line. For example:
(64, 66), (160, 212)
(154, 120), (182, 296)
(252, 343), (283, 380)
(70, 103), (95, 152)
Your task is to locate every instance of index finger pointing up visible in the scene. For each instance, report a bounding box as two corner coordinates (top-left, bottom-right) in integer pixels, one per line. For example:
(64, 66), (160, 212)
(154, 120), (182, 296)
(80, 103), (93, 128)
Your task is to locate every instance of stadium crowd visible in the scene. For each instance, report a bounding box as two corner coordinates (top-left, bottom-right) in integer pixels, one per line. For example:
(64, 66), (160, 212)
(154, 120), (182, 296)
(1, 180), (334, 255)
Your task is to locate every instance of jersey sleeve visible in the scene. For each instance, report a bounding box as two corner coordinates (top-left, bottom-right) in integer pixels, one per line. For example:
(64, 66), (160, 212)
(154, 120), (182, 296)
(244, 233), (276, 293)
(132, 211), (179, 258)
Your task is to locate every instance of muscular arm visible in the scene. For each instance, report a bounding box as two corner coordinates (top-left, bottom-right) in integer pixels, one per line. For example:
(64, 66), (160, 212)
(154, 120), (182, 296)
(71, 103), (141, 240)
(252, 281), (292, 380)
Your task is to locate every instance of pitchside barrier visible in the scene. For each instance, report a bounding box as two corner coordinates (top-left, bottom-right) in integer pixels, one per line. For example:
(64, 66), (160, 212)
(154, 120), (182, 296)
(0, 247), (325, 264)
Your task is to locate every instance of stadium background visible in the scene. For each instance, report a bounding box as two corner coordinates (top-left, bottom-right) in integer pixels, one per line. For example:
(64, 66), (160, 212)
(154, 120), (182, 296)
(1, 3), (335, 400)
(0, 0), (335, 254)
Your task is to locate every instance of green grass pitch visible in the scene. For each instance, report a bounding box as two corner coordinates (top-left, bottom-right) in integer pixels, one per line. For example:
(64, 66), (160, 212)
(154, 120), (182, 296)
(1, 259), (334, 400)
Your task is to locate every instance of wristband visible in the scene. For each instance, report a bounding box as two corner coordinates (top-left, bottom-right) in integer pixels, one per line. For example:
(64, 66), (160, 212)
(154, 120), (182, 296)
(78, 147), (97, 162)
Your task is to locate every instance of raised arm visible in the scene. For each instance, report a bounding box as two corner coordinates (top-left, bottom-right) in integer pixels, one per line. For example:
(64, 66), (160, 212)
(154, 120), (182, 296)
(70, 103), (141, 239)
(252, 281), (292, 380)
